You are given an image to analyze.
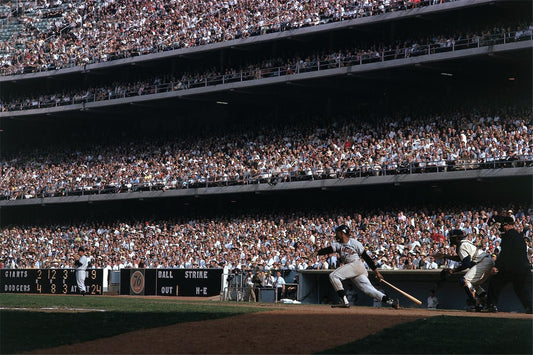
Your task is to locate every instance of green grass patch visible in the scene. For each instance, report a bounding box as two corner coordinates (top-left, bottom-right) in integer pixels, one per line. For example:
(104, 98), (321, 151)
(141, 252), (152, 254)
(0, 294), (267, 353)
(318, 316), (533, 354)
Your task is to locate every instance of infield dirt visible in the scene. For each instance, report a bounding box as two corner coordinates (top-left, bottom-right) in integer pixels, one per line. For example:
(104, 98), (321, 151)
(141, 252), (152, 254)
(28, 302), (532, 354)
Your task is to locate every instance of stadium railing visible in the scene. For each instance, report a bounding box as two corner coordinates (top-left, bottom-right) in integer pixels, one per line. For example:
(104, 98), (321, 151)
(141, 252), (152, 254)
(0, 0), (459, 77)
(1, 156), (531, 200)
(3, 28), (531, 112)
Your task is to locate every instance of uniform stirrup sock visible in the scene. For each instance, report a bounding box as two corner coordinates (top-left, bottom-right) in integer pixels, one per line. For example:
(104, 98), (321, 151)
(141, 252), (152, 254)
(336, 290), (348, 304)
(463, 286), (476, 304)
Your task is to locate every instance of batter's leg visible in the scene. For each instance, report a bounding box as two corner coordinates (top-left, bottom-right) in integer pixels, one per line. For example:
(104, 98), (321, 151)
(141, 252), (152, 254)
(352, 274), (384, 301)
(329, 263), (361, 307)
(76, 271), (86, 295)
(352, 274), (399, 308)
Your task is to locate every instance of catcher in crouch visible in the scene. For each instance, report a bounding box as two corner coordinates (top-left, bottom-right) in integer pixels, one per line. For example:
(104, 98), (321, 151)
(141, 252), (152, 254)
(316, 225), (399, 309)
(436, 229), (494, 311)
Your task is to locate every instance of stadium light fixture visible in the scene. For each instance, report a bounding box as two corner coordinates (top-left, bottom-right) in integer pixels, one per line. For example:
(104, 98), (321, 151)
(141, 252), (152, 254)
(216, 101), (228, 105)
(440, 72), (453, 77)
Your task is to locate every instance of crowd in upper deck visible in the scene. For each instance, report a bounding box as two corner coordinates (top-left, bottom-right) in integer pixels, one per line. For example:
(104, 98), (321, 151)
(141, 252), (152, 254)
(2, 19), (532, 112)
(0, 0), (456, 76)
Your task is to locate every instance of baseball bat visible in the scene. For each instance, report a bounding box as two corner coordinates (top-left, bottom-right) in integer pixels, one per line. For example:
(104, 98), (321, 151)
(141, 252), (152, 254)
(381, 279), (422, 305)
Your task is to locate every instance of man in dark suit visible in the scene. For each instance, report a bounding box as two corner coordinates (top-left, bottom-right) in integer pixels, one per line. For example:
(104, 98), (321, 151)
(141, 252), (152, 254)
(487, 216), (532, 313)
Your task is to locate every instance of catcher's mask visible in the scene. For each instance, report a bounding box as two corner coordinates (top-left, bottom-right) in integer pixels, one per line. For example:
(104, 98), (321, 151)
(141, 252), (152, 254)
(448, 229), (464, 245)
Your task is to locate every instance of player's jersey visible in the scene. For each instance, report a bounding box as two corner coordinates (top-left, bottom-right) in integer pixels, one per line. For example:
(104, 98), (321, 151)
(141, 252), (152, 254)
(330, 238), (365, 264)
(77, 255), (88, 271)
(457, 240), (488, 264)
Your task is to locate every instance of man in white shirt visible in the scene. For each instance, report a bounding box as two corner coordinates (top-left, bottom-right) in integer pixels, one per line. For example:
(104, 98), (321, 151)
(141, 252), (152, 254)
(273, 270), (286, 301)
(427, 289), (439, 309)
(424, 256), (439, 270)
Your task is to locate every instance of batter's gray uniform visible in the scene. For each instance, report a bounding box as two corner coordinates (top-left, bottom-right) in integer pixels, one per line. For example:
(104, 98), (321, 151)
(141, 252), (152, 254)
(328, 238), (386, 302)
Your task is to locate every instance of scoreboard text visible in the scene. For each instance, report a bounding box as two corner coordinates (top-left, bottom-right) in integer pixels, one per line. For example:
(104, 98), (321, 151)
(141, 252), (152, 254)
(1, 269), (103, 295)
(120, 268), (223, 296)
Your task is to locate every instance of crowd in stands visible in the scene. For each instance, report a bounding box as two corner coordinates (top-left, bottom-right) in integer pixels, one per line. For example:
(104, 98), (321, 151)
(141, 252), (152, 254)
(0, 0), (456, 76)
(2, 20), (532, 112)
(1, 206), (532, 271)
(1, 106), (531, 201)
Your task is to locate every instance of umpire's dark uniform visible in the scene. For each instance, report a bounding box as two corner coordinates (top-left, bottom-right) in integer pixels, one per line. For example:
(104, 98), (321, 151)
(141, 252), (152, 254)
(487, 217), (532, 313)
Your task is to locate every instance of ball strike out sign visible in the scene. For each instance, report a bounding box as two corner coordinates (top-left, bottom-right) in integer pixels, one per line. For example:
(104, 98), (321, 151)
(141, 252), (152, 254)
(121, 268), (223, 296)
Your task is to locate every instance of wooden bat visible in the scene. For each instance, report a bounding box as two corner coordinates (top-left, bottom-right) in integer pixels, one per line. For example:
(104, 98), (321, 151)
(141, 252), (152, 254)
(381, 279), (422, 305)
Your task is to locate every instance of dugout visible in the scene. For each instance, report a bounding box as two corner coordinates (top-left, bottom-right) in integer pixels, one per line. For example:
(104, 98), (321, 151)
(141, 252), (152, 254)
(297, 270), (533, 312)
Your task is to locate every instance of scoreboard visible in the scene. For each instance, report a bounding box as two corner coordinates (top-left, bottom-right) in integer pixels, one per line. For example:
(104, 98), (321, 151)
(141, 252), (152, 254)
(1, 269), (103, 295)
(120, 268), (223, 296)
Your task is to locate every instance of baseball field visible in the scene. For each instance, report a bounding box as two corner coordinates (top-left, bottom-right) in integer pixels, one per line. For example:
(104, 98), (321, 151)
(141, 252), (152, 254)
(1, 294), (531, 354)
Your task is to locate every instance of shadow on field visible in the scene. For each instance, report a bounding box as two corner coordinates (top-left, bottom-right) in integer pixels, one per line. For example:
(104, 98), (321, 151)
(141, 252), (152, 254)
(0, 310), (235, 354)
(317, 316), (533, 354)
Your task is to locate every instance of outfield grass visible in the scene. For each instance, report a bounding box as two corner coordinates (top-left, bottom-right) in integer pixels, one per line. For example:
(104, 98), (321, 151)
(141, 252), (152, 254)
(0, 294), (265, 354)
(318, 315), (533, 354)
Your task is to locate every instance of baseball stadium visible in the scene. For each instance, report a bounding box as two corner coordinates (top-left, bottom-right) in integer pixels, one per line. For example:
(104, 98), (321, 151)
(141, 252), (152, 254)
(0, 0), (532, 354)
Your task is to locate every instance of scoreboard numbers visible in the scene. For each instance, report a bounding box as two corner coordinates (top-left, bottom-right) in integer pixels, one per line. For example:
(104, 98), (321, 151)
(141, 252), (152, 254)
(0, 269), (103, 295)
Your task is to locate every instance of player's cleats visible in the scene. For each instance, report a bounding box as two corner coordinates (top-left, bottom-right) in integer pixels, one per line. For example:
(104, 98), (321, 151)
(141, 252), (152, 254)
(331, 302), (350, 308)
(486, 305), (498, 313)
(384, 298), (399, 309)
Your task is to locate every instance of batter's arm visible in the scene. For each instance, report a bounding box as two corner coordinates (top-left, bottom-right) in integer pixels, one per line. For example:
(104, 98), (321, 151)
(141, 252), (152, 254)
(317, 246), (334, 255)
(450, 255), (471, 273)
(360, 251), (384, 281)
(432, 252), (460, 261)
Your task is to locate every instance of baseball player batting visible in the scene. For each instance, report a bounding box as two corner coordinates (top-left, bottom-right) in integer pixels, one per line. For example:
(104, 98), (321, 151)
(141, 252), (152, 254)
(435, 229), (494, 311)
(316, 225), (399, 309)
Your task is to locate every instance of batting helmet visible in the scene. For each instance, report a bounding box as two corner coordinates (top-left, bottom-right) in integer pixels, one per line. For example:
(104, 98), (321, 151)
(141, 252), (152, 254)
(335, 225), (350, 235)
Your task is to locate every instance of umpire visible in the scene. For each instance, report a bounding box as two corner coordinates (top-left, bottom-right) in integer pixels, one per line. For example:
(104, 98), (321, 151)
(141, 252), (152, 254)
(487, 216), (532, 313)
